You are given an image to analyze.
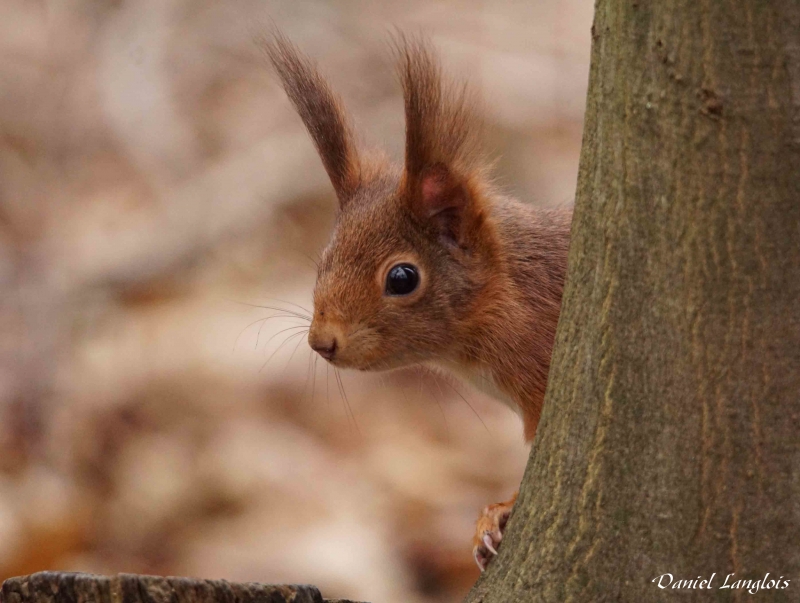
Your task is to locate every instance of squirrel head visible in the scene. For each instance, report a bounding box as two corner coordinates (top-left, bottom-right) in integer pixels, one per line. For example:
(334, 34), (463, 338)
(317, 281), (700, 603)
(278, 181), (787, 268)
(266, 35), (498, 370)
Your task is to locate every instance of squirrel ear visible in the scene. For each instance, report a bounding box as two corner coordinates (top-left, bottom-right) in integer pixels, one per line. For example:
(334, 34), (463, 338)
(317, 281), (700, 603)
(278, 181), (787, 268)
(263, 33), (361, 206)
(412, 164), (469, 243)
(396, 36), (482, 242)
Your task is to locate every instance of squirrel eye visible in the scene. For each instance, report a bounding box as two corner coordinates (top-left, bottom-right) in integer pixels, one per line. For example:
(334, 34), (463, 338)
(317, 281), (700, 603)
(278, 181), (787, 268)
(385, 263), (420, 296)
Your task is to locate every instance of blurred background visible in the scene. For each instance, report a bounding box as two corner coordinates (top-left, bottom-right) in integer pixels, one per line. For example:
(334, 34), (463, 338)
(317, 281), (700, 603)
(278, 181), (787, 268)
(0, 1), (592, 602)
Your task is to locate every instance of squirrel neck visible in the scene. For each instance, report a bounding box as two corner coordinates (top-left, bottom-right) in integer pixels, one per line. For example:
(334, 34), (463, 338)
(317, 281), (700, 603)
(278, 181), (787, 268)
(452, 197), (572, 440)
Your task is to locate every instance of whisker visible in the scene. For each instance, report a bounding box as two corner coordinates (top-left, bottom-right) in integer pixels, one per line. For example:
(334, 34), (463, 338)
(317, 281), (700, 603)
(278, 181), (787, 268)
(258, 296), (314, 317)
(335, 368), (360, 435)
(261, 325), (310, 351)
(433, 369), (491, 435)
(325, 362), (331, 408)
(233, 317), (268, 353)
(299, 346), (313, 403)
(260, 330), (308, 373)
(227, 299), (311, 321)
(301, 252), (320, 270)
(233, 314), (304, 353)
(254, 304), (311, 321)
(311, 354), (319, 406)
(413, 364), (450, 437)
(333, 367), (347, 424)
(424, 367), (452, 433)
(255, 315), (307, 350)
(284, 329), (308, 370)
(377, 372), (390, 394)
(424, 350), (497, 389)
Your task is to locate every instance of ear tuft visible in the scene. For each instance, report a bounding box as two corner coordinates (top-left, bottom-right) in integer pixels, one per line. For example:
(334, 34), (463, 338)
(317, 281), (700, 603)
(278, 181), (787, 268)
(395, 35), (484, 244)
(395, 35), (483, 182)
(262, 32), (361, 206)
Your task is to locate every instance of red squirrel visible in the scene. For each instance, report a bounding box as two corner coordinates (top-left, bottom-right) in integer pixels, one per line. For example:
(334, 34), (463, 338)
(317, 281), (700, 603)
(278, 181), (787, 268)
(265, 34), (571, 572)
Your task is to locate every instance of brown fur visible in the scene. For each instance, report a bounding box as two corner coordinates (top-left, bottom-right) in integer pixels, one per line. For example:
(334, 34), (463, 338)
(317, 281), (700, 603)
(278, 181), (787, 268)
(265, 35), (571, 443)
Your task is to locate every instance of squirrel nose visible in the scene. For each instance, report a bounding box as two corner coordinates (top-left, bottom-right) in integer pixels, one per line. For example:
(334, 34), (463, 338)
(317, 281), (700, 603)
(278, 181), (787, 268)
(311, 337), (337, 360)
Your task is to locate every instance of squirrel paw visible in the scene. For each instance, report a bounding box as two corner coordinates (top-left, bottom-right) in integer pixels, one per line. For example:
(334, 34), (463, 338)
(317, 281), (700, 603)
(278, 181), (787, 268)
(472, 492), (517, 572)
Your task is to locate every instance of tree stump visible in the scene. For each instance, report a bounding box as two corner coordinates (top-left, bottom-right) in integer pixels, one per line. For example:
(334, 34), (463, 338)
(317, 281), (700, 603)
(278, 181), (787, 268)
(0, 572), (366, 603)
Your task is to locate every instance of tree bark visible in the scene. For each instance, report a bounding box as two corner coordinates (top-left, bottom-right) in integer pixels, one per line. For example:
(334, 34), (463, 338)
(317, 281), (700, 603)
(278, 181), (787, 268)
(465, 0), (800, 601)
(0, 573), (364, 603)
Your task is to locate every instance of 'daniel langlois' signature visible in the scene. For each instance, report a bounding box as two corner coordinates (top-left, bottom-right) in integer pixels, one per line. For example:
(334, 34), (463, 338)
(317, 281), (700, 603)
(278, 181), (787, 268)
(652, 573), (790, 595)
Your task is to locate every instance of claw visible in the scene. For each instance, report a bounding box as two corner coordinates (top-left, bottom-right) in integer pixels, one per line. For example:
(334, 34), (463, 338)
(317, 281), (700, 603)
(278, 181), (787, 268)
(472, 492), (517, 572)
(474, 550), (486, 572)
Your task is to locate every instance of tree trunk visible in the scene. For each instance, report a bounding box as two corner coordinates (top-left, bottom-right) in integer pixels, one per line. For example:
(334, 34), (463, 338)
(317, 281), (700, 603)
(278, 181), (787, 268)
(465, 0), (800, 601)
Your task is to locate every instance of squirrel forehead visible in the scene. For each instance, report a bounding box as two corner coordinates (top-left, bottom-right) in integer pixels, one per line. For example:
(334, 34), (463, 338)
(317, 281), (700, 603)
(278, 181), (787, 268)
(320, 209), (412, 278)
(320, 183), (418, 271)
(314, 203), (423, 304)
